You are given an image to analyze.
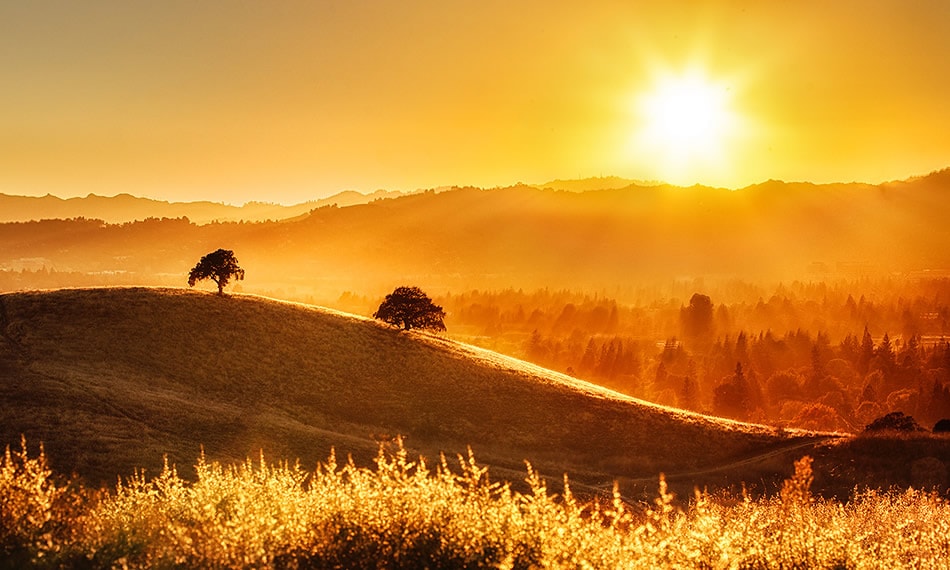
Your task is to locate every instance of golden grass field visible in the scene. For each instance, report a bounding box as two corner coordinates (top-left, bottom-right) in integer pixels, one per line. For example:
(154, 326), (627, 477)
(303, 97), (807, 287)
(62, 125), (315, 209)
(2, 438), (950, 569)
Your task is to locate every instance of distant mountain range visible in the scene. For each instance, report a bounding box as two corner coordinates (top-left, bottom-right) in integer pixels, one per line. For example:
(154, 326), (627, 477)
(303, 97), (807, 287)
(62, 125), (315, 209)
(0, 180), (653, 224)
(535, 176), (659, 192)
(0, 178), (650, 226)
(0, 189), (405, 224)
(1, 169), (949, 293)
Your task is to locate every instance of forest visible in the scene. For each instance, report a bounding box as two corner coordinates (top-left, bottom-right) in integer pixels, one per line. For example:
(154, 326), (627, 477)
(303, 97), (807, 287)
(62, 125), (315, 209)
(425, 279), (950, 433)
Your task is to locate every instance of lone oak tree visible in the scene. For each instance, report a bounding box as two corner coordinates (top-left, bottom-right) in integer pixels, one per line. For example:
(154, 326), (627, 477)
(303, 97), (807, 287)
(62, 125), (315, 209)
(374, 286), (446, 331)
(188, 249), (245, 295)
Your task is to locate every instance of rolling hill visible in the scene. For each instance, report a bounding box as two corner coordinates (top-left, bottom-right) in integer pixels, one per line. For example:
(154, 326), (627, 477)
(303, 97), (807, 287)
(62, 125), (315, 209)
(0, 288), (947, 498)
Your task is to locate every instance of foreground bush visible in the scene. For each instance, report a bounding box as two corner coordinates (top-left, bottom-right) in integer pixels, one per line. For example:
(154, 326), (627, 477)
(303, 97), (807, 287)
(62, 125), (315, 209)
(2, 441), (949, 569)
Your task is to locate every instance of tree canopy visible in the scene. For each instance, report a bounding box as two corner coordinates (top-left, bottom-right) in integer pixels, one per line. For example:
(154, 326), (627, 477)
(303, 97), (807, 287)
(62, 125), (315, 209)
(681, 293), (714, 341)
(188, 249), (245, 295)
(373, 286), (446, 331)
(864, 411), (925, 433)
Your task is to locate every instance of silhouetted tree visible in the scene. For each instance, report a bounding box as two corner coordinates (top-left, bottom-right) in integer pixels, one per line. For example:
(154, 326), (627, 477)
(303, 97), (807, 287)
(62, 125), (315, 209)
(872, 332), (895, 375)
(864, 411), (925, 433)
(579, 338), (598, 374)
(679, 363), (700, 411)
(681, 293), (714, 342)
(839, 332), (860, 365)
(933, 419), (950, 433)
(374, 286), (446, 331)
(858, 326), (875, 375)
(188, 248), (245, 295)
(714, 362), (752, 420)
(526, 329), (546, 360)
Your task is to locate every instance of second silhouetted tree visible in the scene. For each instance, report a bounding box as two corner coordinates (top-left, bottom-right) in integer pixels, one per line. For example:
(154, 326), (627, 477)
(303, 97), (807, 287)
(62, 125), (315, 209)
(374, 286), (446, 331)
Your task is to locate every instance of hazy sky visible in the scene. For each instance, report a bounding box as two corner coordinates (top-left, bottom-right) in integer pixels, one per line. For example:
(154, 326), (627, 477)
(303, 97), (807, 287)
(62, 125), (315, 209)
(2, 1), (948, 204)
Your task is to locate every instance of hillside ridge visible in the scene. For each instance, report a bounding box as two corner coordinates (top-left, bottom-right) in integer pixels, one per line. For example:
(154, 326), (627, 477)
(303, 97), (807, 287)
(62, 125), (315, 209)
(1, 287), (946, 498)
(0, 288), (815, 490)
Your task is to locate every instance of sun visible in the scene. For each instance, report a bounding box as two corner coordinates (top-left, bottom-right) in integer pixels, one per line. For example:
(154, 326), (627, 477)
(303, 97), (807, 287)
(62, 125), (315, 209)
(630, 69), (741, 183)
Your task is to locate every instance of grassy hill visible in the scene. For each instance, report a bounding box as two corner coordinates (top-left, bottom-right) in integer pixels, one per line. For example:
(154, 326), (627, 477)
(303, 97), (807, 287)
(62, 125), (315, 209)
(0, 288), (946, 498)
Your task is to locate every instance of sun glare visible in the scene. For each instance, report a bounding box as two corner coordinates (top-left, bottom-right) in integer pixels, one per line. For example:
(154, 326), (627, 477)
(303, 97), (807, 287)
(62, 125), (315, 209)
(630, 69), (742, 184)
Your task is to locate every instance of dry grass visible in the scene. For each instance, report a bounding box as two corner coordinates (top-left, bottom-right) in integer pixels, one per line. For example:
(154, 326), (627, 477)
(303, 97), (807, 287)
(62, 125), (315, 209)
(2, 441), (949, 569)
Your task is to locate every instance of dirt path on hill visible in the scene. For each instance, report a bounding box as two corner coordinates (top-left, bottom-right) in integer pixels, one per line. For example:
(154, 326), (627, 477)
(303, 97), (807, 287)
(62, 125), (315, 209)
(619, 435), (839, 488)
(462, 435), (838, 505)
(534, 435), (841, 500)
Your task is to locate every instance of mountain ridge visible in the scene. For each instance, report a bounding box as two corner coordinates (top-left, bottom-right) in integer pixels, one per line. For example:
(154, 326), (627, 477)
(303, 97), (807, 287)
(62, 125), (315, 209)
(5, 167), (947, 226)
(3, 169), (950, 295)
(0, 189), (406, 224)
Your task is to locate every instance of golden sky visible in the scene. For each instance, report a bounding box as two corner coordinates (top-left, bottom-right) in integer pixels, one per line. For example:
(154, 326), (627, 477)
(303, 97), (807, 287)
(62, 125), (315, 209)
(1, 1), (948, 204)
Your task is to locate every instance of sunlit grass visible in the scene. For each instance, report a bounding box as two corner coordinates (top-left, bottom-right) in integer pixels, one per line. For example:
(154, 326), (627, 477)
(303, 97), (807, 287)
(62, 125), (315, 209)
(3, 440), (949, 569)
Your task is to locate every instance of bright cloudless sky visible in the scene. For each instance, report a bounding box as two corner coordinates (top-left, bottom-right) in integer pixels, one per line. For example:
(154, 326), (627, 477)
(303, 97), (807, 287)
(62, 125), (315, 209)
(1, 0), (948, 204)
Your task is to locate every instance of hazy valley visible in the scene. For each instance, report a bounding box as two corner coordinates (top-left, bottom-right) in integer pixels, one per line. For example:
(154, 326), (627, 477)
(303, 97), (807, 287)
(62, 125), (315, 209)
(4, 171), (950, 296)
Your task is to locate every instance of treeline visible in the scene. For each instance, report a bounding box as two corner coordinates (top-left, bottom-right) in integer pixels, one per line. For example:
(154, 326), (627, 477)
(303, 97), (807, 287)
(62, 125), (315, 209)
(427, 280), (950, 432)
(438, 279), (950, 342)
(0, 268), (171, 290)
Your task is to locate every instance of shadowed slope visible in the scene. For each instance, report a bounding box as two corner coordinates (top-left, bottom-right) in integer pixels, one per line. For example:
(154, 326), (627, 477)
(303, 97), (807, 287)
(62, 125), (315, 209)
(0, 288), (835, 494)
